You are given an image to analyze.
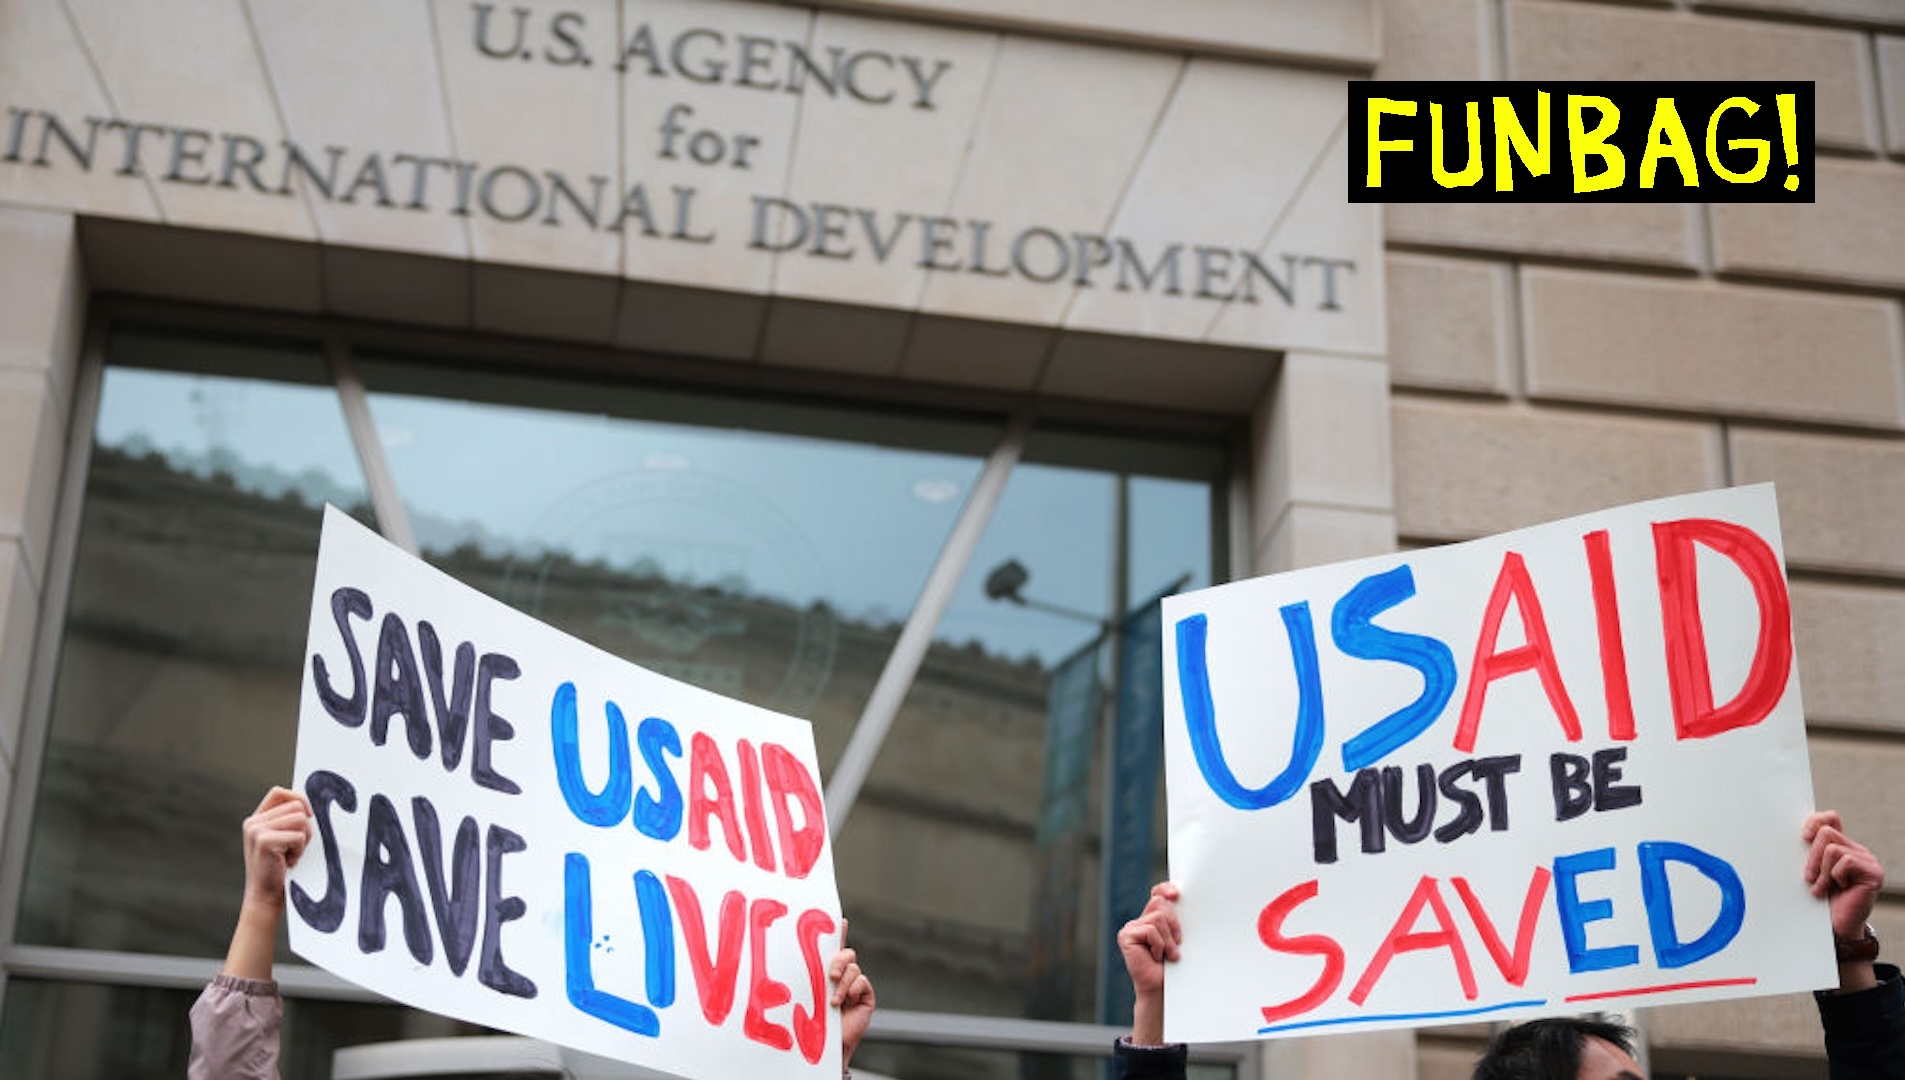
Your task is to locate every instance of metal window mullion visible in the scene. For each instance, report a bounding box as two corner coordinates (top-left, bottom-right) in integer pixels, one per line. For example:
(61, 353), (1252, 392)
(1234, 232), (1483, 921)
(326, 336), (417, 555)
(824, 412), (1030, 834)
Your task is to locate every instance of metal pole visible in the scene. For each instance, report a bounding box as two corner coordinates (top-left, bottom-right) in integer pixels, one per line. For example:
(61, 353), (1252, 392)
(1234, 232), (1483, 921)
(326, 336), (417, 556)
(824, 412), (1030, 834)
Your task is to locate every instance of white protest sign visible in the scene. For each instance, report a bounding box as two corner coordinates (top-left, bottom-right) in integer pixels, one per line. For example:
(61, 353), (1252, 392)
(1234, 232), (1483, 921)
(289, 507), (843, 1078)
(1161, 485), (1835, 1042)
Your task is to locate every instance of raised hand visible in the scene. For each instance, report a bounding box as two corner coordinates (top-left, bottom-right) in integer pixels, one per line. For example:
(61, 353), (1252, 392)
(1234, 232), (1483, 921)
(829, 925), (875, 1067)
(1117, 882), (1182, 1045)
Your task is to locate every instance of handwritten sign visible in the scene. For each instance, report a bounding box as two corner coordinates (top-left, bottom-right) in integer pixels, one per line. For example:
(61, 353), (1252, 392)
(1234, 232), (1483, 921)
(1161, 485), (1834, 1041)
(288, 507), (843, 1078)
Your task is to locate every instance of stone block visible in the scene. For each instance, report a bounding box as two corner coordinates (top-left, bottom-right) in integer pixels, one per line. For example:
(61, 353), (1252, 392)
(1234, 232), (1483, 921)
(1387, 201), (1698, 269)
(1793, 581), (1905, 735)
(0, 207), (86, 416)
(1040, 332), (1275, 413)
(771, 11), (999, 312)
(1259, 353), (1394, 542)
(432, 0), (620, 275)
(0, 542), (39, 767)
(797, 0), (1381, 67)
(1730, 428), (1905, 578)
(1692, 0), (1905, 30)
(1376, 0), (1493, 82)
(620, 0), (809, 296)
(1205, 126), (1386, 358)
(1522, 268), (1904, 428)
(0, 371), (66, 589)
(1267, 1031), (1417, 1080)
(470, 263), (619, 344)
(79, 218), (323, 314)
(1645, 986), (1831, 1065)
(1711, 159), (1905, 292)
(900, 316), (1052, 392)
(614, 281), (766, 361)
(1417, 1040), (1489, 1080)
(1066, 60), (1350, 344)
(1256, 504), (1396, 574)
(758, 299), (911, 377)
(322, 247), (472, 330)
(1883, 36), (1905, 156)
(0, 0), (161, 220)
(63, 0), (314, 239)
(249, 0), (470, 259)
(1393, 397), (1722, 540)
(916, 34), (1180, 327)
(1510, 0), (1878, 152)
(1384, 253), (1511, 395)
(1810, 736), (1905, 894)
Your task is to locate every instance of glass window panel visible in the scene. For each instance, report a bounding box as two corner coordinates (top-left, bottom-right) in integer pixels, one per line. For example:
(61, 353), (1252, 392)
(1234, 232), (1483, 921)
(0, 979), (491, 1080)
(16, 331), (375, 959)
(843, 427), (1222, 1026)
(354, 355), (999, 769)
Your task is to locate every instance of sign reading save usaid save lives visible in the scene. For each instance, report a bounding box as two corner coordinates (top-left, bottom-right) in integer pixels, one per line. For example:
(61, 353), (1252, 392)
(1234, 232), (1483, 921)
(288, 507), (842, 1078)
(1161, 485), (1835, 1042)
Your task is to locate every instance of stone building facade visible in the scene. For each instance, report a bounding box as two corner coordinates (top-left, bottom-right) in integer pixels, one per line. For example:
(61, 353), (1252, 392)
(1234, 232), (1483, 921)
(0, 0), (1898, 1078)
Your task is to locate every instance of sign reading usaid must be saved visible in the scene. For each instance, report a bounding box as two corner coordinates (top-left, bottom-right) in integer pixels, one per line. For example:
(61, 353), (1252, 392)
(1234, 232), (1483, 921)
(0, 0), (1375, 352)
(1161, 485), (1836, 1042)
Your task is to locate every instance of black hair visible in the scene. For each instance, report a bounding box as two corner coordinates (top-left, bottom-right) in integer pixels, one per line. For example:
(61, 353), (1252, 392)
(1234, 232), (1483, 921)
(1471, 1017), (1637, 1080)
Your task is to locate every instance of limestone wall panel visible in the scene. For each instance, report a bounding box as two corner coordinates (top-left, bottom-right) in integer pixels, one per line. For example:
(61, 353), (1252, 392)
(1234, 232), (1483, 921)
(64, 0), (313, 239)
(0, 0), (160, 219)
(620, 0), (810, 295)
(771, 11), (998, 310)
(1522, 268), (1905, 428)
(1387, 202), (1699, 269)
(1376, 0), (1492, 82)
(1384, 253), (1512, 395)
(1711, 159), (1905, 292)
(433, 0), (620, 274)
(1510, 0), (1878, 152)
(1731, 427), (1905, 578)
(1063, 60), (1347, 343)
(1393, 397), (1722, 541)
(916, 35), (1180, 327)
(1794, 581), (1905, 736)
(248, 0), (469, 258)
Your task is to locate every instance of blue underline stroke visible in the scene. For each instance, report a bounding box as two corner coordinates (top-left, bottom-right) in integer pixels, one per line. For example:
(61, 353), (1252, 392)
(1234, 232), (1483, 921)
(1258, 999), (1549, 1035)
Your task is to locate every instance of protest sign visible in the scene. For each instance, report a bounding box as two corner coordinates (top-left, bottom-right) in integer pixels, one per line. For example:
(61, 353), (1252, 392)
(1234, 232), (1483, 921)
(288, 507), (843, 1078)
(1161, 484), (1834, 1042)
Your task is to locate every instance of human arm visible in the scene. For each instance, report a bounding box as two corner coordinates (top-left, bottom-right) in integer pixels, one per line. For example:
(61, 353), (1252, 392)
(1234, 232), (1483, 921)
(830, 928), (875, 1073)
(1112, 882), (1189, 1080)
(1119, 882), (1182, 1046)
(1805, 810), (1885, 995)
(188, 787), (310, 1080)
(1803, 811), (1905, 1079)
(223, 787), (312, 980)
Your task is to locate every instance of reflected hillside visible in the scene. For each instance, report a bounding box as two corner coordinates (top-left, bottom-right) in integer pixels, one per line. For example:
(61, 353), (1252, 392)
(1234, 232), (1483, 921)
(24, 446), (1084, 1046)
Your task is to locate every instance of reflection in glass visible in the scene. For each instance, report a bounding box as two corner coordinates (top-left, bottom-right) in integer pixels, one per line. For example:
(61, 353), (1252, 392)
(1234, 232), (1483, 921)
(16, 336), (374, 959)
(356, 357), (998, 772)
(0, 979), (489, 1080)
(842, 429), (1222, 1034)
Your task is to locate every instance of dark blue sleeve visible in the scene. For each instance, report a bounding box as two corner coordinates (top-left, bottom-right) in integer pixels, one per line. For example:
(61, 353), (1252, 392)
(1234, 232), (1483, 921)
(1112, 1037), (1188, 1080)
(1816, 963), (1905, 1080)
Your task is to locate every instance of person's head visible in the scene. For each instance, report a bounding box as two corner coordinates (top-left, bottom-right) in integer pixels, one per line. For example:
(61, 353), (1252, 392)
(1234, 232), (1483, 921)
(1471, 1017), (1643, 1080)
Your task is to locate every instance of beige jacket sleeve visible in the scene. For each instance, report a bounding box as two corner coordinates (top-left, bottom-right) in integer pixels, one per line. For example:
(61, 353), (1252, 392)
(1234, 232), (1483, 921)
(188, 974), (283, 1080)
